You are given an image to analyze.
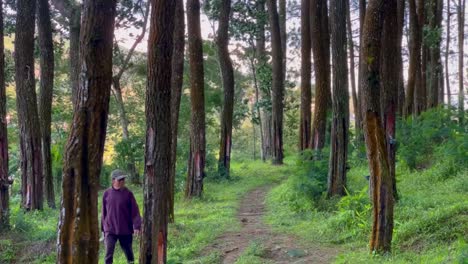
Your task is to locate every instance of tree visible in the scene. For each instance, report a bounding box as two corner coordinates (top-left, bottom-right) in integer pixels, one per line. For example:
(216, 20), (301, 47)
(427, 0), (444, 108)
(456, 0), (465, 124)
(346, 0), (360, 137)
(328, 0), (349, 197)
(169, 0), (185, 223)
(405, 0), (424, 116)
(381, 0), (400, 201)
(396, 0), (406, 115)
(310, 0), (331, 151)
(186, 0), (206, 198)
(299, 0), (312, 151)
(360, 0), (395, 253)
(257, 0), (273, 161)
(37, 0), (55, 209)
(139, 0), (176, 262)
(217, 0), (235, 178)
(267, 0), (285, 165)
(0, 0), (11, 231)
(279, 0), (287, 78)
(57, 0), (117, 262)
(112, 1), (150, 184)
(50, 0), (81, 108)
(445, 0), (452, 105)
(15, 0), (43, 211)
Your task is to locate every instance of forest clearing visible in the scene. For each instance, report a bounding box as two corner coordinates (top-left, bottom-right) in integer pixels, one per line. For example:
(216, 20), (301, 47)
(0, 0), (467, 263)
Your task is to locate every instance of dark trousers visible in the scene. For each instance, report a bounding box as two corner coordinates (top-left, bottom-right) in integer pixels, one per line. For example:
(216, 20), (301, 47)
(105, 234), (135, 264)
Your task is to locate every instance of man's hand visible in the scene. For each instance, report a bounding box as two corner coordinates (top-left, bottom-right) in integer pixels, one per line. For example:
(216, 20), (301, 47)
(134, 229), (140, 236)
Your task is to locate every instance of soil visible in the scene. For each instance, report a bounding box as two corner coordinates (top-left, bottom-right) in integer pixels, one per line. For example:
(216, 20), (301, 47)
(205, 185), (340, 264)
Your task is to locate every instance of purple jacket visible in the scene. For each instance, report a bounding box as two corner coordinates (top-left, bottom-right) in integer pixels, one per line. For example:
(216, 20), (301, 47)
(101, 187), (142, 235)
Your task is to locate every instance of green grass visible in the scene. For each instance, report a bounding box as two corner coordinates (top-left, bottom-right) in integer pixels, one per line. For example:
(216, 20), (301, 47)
(265, 154), (468, 263)
(3, 159), (287, 263)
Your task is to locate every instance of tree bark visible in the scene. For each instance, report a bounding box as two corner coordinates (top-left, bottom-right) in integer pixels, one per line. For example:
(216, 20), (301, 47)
(256, 0), (273, 161)
(360, 0), (394, 253)
(328, 0), (349, 197)
(381, 0), (399, 201)
(186, 0), (206, 198)
(0, 0), (10, 231)
(50, 0), (80, 110)
(445, 0), (451, 105)
(267, 0), (285, 165)
(217, 0), (235, 178)
(169, 0), (185, 223)
(300, 0), (312, 151)
(279, 0), (287, 79)
(457, 0), (465, 124)
(70, 9), (81, 110)
(346, 0), (360, 139)
(427, 0), (444, 108)
(310, 0), (331, 152)
(37, 0), (55, 209)
(15, 0), (43, 211)
(56, 0), (117, 262)
(139, 1), (175, 262)
(404, 0), (423, 116)
(397, 0), (406, 115)
(356, 0), (366, 140)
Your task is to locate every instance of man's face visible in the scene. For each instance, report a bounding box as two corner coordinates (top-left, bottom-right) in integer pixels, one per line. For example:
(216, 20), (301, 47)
(112, 178), (126, 189)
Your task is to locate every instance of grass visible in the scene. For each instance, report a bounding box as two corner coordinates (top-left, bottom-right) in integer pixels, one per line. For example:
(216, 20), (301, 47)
(1, 159), (287, 263)
(265, 154), (468, 263)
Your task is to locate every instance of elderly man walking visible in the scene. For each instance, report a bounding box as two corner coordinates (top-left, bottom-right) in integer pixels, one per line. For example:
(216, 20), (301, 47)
(101, 169), (142, 264)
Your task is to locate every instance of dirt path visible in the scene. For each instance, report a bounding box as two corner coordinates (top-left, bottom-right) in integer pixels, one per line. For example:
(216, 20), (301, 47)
(206, 186), (340, 264)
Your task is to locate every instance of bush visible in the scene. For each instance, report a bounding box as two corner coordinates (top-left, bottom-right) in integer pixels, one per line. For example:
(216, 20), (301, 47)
(397, 107), (467, 170)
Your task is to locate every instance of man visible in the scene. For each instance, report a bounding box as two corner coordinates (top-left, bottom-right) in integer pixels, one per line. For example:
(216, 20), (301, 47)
(101, 169), (142, 264)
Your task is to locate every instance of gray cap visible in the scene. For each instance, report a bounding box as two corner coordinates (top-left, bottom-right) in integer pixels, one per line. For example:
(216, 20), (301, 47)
(111, 169), (128, 181)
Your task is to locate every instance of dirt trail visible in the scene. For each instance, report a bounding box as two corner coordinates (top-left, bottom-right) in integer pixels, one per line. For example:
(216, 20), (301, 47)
(206, 185), (339, 264)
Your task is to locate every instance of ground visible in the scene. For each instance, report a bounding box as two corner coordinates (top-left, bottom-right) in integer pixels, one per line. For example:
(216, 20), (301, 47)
(204, 185), (340, 264)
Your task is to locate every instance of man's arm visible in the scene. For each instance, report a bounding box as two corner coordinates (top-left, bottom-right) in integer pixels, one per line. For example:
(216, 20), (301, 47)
(129, 192), (142, 233)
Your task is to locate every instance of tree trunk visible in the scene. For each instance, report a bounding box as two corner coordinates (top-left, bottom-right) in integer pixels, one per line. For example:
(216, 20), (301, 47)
(346, 0), (360, 140)
(445, 0), (451, 105)
(267, 0), (285, 165)
(0, 0), (10, 231)
(310, 0), (331, 152)
(360, 0), (394, 253)
(457, 0), (465, 124)
(15, 0), (43, 211)
(427, 0), (443, 108)
(56, 0), (117, 262)
(37, 0), (55, 209)
(397, 0), (406, 115)
(404, 0), (423, 116)
(279, 0), (287, 79)
(169, 0), (185, 223)
(356, 0), (366, 140)
(250, 55), (265, 160)
(70, 9), (81, 110)
(300, 0), (312, 151)
(328, 0), (349, 197)
(186, 0), (206, 198)
(139, 1), (176, 262)
(217, 0), (235, 179)
(381, 0), (399, 201)
(256, 0), (272, 161)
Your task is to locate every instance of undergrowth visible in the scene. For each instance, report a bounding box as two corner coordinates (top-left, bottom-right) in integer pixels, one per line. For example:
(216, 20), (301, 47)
(265, 107), (468, 263)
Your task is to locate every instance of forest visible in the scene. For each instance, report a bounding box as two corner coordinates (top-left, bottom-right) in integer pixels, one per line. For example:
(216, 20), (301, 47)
(0, 0), (467, 263)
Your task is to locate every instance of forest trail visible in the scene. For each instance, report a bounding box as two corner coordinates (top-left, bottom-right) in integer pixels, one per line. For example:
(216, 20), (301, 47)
(205, 185), (340, 263)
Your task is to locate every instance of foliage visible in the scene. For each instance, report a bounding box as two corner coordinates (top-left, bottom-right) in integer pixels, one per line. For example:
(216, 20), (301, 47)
(397, 107), (467, 170)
